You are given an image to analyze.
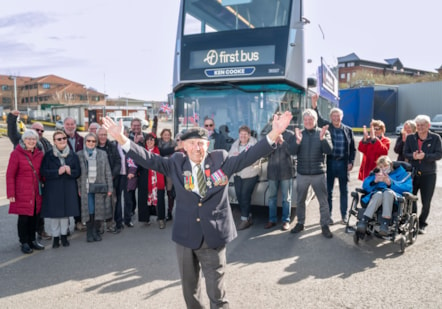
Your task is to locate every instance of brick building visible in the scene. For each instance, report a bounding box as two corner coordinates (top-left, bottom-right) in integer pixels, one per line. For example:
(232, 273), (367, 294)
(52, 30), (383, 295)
(337, 52), (435, 84)
(0, 74), (106, 110)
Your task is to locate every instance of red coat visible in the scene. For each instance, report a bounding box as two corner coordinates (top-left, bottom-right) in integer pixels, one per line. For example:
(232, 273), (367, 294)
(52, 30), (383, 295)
(7, 144), (44, 215)
(358, 136), (390, 180)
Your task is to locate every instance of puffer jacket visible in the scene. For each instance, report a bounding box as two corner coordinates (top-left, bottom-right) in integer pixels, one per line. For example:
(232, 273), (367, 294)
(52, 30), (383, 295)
(289, 128), (333, 175)
(267, 130), (296, 180)
(7, 141), (44, 215)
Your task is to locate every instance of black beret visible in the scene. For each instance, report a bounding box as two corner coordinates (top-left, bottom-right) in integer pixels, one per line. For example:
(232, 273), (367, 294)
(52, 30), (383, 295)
(180, 127), (209, 141)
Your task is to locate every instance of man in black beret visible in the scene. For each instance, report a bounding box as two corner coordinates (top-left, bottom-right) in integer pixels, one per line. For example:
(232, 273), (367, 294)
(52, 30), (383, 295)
(102, 112), (292, 309)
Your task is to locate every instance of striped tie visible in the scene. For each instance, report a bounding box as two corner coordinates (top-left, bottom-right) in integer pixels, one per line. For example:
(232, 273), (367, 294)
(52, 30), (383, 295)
(196, 164), (207, 197)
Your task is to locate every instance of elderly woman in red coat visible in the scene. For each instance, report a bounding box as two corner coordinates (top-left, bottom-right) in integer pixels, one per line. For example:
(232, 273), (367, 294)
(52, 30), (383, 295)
(358, 119), (391, 180)
(7, 130), (45, 254)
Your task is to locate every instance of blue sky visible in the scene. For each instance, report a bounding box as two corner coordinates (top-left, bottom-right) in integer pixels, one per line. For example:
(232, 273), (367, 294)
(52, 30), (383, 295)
(1, 0), (440, 101)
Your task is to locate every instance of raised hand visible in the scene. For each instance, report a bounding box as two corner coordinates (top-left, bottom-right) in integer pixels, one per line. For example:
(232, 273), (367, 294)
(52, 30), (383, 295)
(102, 116), (127, 145)
(272, 111), (292, 134)
(311, 93), (318, 109)
(363, 125), (369, 140)
(320, 124), (329, 140)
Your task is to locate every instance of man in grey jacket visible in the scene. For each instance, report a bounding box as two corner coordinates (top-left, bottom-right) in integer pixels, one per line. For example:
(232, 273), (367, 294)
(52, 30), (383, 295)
(289, 108), (334, 238)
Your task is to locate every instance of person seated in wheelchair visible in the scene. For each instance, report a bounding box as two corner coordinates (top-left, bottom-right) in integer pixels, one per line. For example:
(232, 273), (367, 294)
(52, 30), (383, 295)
(356, 155), (412, 236)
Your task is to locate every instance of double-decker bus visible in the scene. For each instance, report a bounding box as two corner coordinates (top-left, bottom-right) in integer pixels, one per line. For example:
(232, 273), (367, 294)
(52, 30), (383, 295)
(172, 0), (317, 207)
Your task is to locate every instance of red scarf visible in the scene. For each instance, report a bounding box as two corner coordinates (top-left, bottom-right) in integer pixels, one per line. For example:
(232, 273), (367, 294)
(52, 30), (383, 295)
(146, 146), (165, 205)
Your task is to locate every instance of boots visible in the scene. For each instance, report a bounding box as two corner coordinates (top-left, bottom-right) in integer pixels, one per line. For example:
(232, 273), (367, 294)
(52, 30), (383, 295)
(356, 215), (370, 234)
(61, 235), (70, 247)
(379, 217), (390, 236)
(53, 237), (60, 248)
(93, 219), (102, 241)
(86, 221), (94, 242)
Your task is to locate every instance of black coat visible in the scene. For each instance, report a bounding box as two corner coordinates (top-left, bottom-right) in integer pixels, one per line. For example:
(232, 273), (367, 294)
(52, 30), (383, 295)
(40, 149), (81, 218)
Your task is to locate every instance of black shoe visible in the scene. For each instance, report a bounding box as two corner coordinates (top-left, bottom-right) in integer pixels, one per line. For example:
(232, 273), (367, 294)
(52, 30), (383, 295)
(53, 237), (60, 248)
(290, 223), (304, 234)
(61, 235), (70, 247)
(356, 216), (370, 234)
(125, 221), (134, 228)
(379, 218), (390, 236)
(112, 227), (122, 234)
(30, 240), (45, 250)
(321, 225), (333, 238)
(21, 243), (33, 254)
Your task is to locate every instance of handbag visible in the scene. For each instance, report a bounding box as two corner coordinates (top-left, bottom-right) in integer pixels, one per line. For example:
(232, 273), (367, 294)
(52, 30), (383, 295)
(89, 183), (108, 193)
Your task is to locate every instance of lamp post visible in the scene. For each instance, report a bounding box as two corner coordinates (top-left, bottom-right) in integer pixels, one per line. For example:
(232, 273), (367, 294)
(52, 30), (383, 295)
(9, 76), (18, 110)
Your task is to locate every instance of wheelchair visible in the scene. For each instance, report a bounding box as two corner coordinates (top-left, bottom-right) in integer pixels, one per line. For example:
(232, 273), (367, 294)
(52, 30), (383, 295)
(345, 161), (419, 253)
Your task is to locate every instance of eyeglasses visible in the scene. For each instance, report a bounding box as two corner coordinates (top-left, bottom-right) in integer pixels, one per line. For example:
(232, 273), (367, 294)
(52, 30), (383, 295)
(54, 137), (67, 142)
(34, 129), (44, 133)
(204, 124), (214, 127)
(86, 140), (96, 143)
(374, 127), (381, 131)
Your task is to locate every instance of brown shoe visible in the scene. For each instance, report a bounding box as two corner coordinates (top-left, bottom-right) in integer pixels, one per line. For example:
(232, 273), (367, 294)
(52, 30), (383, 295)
(281, 222), (290, 231)
(237, 220), (252, 230)
(264, 222), (277, 229)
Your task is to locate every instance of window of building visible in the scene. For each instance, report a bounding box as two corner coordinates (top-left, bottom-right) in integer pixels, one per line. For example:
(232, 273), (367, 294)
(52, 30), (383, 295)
(2, 97), (11, 104)
(347, 62), (354, 67)
(1, 85), (9, 91)
(30, 97), (34, 102)
(340, 73), (345, 79)
(43, 83), (50, 89)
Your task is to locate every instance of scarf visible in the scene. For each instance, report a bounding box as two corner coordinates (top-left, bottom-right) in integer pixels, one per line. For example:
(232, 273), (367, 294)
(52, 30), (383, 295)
(84, 147), (97, 186)
(53, 146), (70, 166)
(147, 146), (159, 206)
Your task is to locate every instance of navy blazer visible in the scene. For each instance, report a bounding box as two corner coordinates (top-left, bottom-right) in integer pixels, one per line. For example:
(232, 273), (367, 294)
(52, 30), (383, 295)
(127, 137), (275, 249)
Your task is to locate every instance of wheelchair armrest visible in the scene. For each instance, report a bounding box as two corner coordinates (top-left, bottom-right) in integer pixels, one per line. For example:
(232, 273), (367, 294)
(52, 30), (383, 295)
(402, 192), (418, 202)
(355, 188), (368, 194)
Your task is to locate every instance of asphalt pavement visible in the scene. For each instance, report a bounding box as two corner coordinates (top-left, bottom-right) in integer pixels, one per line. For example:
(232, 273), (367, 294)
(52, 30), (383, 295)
(1, 131), (442, 309)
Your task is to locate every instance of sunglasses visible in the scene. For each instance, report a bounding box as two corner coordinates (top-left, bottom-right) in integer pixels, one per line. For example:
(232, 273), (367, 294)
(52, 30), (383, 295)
(35, 129), (44, 133)
(54, 137), (68, 142)
(374, 127), (381, 131)
(86, 140), (96, 143)
(204, 124), (214, 127)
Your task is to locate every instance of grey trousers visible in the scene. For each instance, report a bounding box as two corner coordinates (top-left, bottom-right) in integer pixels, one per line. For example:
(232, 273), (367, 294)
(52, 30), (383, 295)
(364, 190), (395, 219)
(296, 173), (331, 226)
(176, 241), (229, 309)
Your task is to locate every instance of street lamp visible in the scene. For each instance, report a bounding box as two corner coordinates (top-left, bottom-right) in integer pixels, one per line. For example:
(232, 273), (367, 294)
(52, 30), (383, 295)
(8, 75), (18, 110)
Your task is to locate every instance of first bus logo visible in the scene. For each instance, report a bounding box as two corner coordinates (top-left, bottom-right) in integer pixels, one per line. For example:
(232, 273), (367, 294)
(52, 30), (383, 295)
(204, 50), (218, 66)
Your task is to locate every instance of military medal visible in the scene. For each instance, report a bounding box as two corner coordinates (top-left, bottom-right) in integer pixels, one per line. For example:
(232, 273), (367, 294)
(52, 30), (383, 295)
(183, 171), (193, 191)
(205, 166), (212, 188)
(211, 169), (228, 186)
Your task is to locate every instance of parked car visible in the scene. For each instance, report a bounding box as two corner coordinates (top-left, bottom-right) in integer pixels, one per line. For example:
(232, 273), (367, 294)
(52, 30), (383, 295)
(55, 120), (64, 130)
(112, 116), (149, 130)
(430, 114), (442, 136)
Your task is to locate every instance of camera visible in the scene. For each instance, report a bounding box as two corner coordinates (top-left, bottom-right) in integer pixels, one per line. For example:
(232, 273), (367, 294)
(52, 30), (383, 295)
(373, 167), (380, 173)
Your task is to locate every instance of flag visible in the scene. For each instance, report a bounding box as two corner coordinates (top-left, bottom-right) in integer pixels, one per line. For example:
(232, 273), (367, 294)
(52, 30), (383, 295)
(159, 102), (172, 114)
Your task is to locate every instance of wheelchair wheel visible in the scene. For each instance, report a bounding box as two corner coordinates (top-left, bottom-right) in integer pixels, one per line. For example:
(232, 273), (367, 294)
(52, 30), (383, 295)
(408, 214), (419, 245)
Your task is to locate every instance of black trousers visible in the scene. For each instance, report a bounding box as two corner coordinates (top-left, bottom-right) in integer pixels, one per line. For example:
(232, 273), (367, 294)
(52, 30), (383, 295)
(413, 173), (437, 227)
(17, 210), (38, 245)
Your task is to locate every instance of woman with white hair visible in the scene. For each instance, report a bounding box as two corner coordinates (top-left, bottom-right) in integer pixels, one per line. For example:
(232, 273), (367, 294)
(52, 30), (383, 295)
(6, 129), (45, 254)
(404, 114), (442, 234)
